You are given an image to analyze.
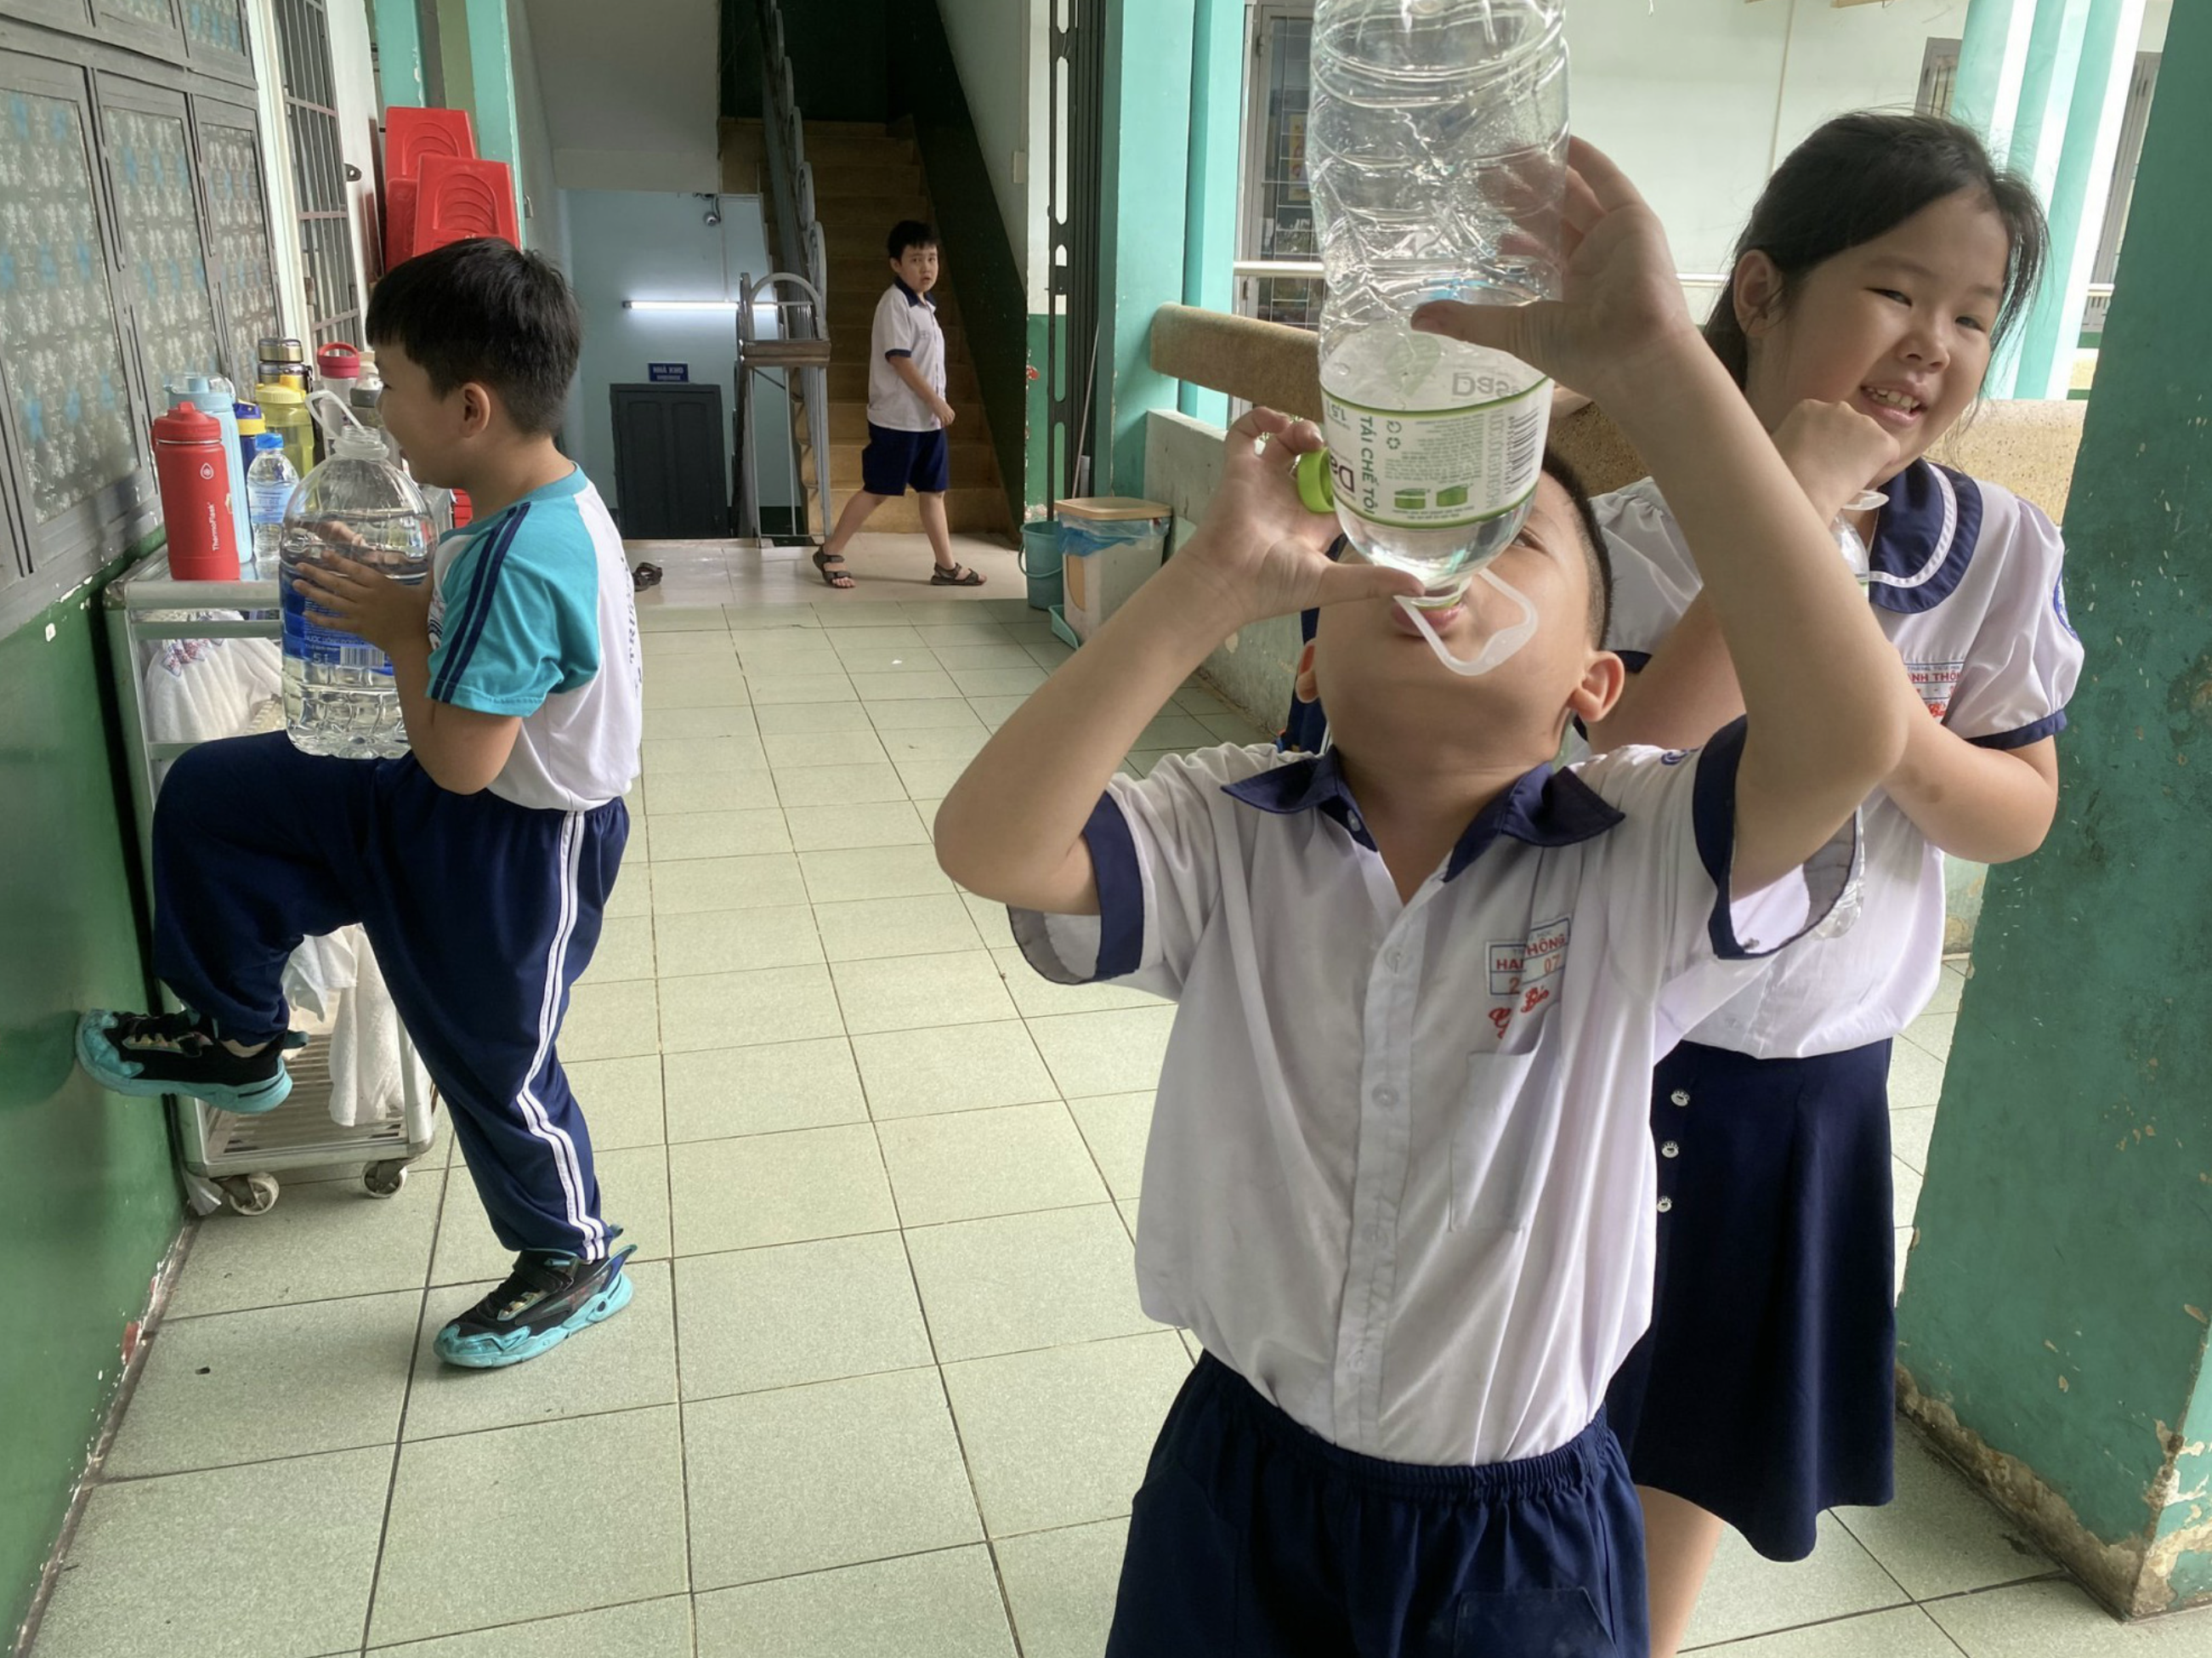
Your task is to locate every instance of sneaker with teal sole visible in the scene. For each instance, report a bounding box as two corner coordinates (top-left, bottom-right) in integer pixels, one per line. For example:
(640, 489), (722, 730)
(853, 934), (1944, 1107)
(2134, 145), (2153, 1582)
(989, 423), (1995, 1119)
(435, 1246), (637, 1369)
(76, 1008), (300, 1114)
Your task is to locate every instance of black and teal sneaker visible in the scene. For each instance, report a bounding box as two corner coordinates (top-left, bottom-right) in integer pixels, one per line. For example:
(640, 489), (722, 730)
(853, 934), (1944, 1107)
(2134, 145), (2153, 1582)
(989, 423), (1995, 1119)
(435, 1246), (636, 1369)
(76, 1008), (300, 1113)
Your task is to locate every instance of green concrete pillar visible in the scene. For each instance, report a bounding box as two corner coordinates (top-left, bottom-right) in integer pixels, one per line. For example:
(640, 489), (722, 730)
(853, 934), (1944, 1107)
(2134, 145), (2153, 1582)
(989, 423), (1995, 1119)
(1098, 0), (1194, 494)
(1985, 0), (2090, 395)
(1953, 0), (2036, 145)
(2011, 0), (2147, 400)
(2006, 0), (2093, 194)
(1178, 0), (1243, 429)
(459, 0), (525, 241)
(372, 0), (428, 111)
(1895, 0), (2212, 1617)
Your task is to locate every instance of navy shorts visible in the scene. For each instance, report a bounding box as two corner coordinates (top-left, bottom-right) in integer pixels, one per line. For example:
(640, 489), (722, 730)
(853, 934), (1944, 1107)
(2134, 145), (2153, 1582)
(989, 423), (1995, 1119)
(861, 420), (950, 497)
(1605, 1039), (1897, 1561)
(1108, 1354), (1647, 1657)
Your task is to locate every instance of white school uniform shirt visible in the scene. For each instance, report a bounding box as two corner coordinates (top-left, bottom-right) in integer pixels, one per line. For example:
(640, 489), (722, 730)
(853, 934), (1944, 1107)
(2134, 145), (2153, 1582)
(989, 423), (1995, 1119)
(1597, 457), (2083, 1058)
(425, 468), (644, 812)
(866, 278), (946, 432)
(1012, 733), (1858, 1467)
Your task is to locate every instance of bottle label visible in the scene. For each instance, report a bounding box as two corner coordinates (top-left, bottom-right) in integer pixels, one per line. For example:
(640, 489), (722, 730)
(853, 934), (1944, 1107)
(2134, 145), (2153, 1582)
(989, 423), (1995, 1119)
(281, 590), (393, 675)
(1319, 375), (1551, 532)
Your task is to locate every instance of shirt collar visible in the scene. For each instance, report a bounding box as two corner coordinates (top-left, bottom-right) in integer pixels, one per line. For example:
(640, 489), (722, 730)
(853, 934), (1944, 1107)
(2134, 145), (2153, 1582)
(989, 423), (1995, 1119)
(441, 465), (583, 546)
(1865, 458), (1982, 614)
(1223, 751), (1624, 880)
(892, 275), (933, 309)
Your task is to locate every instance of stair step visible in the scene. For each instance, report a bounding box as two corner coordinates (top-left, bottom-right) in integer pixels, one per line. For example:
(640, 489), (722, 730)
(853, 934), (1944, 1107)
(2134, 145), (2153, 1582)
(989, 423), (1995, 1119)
(817, 212), (938, 250)
(812, 162), (923, 198)
(815, 196), (933, 229)
(802, 130), (916, 166)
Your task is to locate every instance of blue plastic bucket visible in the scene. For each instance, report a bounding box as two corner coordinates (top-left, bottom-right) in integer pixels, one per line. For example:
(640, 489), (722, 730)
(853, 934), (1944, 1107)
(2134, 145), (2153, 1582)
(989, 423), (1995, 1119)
(1019, 521), (1063, 611)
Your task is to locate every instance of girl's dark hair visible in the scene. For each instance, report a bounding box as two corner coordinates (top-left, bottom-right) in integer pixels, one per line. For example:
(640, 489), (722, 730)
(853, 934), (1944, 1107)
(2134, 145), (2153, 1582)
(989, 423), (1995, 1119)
(1704, 112), (2050, 385)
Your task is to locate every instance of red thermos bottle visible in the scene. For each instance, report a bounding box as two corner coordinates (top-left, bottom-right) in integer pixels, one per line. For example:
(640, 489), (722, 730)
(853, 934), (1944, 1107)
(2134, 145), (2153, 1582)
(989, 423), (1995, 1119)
(152, 402), (241, 580)
(152, 402), (242, 580)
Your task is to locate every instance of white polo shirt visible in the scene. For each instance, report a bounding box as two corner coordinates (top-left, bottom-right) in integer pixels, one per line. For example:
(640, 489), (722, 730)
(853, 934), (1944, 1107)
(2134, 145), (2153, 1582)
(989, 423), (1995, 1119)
(867, 279), (946, 432)
(1012, 731), (1858, 1467)
(1597, 458), (2082, 1058)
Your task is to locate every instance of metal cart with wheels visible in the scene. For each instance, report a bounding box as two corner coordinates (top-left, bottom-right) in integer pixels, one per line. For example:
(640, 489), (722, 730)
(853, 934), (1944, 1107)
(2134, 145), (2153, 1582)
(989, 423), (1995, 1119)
(103, 549), (438, 1217)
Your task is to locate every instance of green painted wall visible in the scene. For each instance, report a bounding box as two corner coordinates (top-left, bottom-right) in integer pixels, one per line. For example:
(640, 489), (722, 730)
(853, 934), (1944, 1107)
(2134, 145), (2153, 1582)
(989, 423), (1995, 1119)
(1097, 0), (1194, 495)
(0, 559), (182, 1639)
(1895, 0), (2212, 1614)
(1179, 0), (1242, 432)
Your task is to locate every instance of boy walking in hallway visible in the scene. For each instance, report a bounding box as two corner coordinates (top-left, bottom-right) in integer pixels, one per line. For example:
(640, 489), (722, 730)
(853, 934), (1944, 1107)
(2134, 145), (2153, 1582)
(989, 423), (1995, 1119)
(813, 219), (985, 589)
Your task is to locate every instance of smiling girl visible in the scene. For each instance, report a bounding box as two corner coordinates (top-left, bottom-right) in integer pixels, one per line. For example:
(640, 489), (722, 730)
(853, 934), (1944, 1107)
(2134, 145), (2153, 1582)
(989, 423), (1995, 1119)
(1586, 112), (2084, 1655)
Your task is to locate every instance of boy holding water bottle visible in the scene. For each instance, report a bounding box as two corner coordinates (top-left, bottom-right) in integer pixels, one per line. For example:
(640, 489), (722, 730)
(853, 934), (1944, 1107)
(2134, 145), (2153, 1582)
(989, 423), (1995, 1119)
(933, 142), (1909, 1655)
(78, 239), (645, 1370)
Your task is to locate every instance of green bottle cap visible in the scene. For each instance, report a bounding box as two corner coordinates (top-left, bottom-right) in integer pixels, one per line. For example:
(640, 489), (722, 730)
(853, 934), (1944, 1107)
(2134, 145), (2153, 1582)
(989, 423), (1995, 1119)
(1294, 446), (1336, 514)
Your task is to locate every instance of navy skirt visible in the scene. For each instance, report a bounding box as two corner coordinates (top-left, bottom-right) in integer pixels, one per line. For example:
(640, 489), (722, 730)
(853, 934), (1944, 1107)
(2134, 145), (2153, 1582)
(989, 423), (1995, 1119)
(1603, 1039), (1897, 1562)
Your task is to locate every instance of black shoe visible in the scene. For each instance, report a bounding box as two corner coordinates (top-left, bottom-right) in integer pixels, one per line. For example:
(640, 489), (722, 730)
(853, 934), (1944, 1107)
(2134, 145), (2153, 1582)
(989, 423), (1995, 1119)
(435, 1245), (637, 1368)
(77, 1008), (301, 1113)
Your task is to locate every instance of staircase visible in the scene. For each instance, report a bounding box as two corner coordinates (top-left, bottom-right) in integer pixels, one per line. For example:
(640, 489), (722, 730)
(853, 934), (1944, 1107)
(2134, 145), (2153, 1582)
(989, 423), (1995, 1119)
(723, 119), (1012, 540)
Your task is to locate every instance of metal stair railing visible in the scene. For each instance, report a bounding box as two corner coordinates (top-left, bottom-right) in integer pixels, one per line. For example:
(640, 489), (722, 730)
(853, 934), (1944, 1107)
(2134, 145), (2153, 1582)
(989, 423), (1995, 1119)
(736, 0), (831, 540)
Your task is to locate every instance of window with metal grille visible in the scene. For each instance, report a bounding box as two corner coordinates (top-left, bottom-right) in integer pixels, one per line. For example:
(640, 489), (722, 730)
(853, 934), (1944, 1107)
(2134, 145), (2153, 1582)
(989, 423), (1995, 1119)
(2084, 52), (2159, 339)
(1916, 38), (1961, 118)
(1238, 3), (1324, 332)
(270, 0), (359, 347)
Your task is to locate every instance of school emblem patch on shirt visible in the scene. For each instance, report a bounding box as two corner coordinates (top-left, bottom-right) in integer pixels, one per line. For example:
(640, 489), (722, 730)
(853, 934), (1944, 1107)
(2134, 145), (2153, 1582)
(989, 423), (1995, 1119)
(1906, 660), (1965, 719)
(1486, 917), (1570, 1040)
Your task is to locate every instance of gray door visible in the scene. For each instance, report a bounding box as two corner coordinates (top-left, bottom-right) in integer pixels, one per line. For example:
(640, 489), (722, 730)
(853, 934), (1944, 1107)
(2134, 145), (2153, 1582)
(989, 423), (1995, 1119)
(612, 383), (729, 539)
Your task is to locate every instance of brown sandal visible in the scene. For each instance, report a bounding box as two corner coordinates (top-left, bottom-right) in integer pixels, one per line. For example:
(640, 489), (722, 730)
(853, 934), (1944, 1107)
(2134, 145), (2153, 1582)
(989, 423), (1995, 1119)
(929, 562), (984, 588)
(812, 549), (855, 589)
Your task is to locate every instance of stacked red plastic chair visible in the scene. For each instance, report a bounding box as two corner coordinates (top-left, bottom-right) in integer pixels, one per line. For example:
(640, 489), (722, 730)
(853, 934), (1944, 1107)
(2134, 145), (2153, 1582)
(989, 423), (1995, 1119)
(386, 106), (474, 181)
(381, 107), (517, 264)
(415, 153), (520, 253)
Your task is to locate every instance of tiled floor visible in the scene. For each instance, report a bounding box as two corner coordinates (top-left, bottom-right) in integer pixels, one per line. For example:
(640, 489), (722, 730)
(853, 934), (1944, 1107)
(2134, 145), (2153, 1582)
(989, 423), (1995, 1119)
(30, 559), (2212, 1655)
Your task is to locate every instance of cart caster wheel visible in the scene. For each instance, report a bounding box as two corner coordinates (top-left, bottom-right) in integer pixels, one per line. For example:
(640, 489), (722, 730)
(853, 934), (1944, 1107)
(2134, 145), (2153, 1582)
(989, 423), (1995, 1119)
(221, 1173), (280, 1216)
(363, 1160), (408, 1198)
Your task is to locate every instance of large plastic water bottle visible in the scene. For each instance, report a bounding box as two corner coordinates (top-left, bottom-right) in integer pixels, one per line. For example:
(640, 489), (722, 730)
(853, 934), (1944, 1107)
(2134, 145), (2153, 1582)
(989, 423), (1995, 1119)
(245, 434), (298, 582)
(1306, 0), (1568, 603)
(280, 394), (434, 758)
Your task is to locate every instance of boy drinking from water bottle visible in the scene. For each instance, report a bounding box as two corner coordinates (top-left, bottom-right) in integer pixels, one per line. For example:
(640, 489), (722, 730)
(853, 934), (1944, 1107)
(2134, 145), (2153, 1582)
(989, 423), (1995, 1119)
(79, 239), (645, 1370)
(933, 141), (1909, 1655)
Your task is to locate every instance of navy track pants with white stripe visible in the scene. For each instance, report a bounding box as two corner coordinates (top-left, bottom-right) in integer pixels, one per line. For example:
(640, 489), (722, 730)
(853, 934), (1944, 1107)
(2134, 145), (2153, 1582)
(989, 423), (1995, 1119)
(152, 732), (627, 1260)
